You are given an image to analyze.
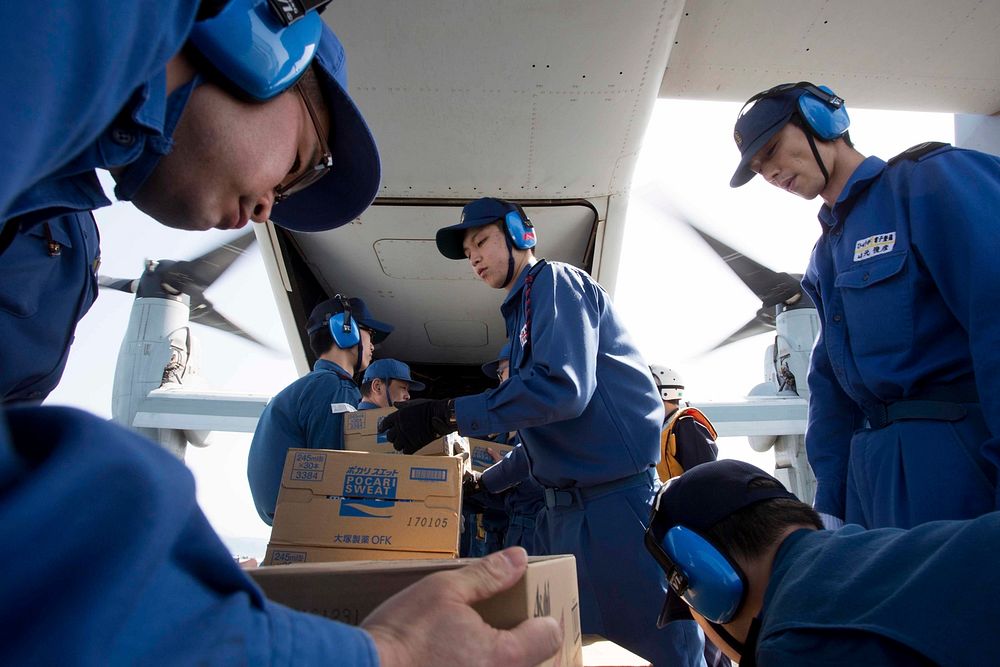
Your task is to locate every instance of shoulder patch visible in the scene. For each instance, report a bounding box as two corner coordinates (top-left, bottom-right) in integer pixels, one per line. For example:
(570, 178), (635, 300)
(888, 141), (950, 166)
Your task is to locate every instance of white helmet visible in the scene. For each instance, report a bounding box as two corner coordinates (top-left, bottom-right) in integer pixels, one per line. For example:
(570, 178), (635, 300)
(649, 364), (685, 401)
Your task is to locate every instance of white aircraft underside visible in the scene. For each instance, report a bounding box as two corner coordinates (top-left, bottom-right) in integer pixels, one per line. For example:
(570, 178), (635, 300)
(120, 0), (1000, 501)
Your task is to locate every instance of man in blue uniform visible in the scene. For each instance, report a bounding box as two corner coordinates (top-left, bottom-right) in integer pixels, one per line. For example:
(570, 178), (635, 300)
(0, 3), (562, 664)
(358, 358), (424, 410)
(0, 0), (382, 402)
(646, 459), (1000, 666)
(248, 295), (392, 525)
(730, 82), (1000, 530)
(381, 197), (703, 664)
(475, 342), (546, 555)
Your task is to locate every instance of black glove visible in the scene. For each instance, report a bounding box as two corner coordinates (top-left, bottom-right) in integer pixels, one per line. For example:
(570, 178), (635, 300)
(379, 398), (454, 454)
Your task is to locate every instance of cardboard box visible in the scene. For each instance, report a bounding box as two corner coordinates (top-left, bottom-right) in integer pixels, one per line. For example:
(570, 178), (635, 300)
(270, 449), (462, 556)
(342, 406), (455, 456)
(250, 555), (582, 666)
(263, 543), (452, 565)
(466, 437), (516, 472)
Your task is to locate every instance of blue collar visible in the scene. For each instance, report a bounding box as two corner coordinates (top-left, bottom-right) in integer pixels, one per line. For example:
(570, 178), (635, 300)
(113, 73), (201, 201)
(817, 156), (887, 230)
(313, 359), (355, 381)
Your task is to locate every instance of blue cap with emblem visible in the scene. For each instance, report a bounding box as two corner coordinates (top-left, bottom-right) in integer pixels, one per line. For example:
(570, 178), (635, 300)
(363, 359), (425, 391)
(729, 88), (801, 188)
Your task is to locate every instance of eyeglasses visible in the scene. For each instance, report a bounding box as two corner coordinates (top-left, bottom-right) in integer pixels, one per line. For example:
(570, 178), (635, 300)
(274, 82), (333, 203)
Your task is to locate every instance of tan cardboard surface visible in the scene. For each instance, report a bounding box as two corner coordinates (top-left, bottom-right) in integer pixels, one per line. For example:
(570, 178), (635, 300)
(343, 432), (453, 457)
(250, 555), (582, 667)
(342, 406), (394, 435)
(263, 542), (455, 565)
(467, 437), (516, 472)
(270, 450), (462, 554)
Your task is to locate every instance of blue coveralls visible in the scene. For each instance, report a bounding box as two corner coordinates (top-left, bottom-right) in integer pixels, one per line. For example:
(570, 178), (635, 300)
(754, 513), (1000, 665)
(480, 437), (546, 554)
(455, 260), (694, 665)
(1, 2), (201, 402)
(803, 146), (1000, 528)
(0, 407), (378, 665)
(248, 359), (360, 524)
(0, 2), (381, 662)
(0, 214), (100, 403)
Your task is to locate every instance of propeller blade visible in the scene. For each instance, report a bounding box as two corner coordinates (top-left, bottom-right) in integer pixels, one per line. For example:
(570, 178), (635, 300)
(187, 294), (274, 350)
(172, 230), (256, 291)
(684, 223), (802, 307)
(709, 317), (774, 352)
(98, 275), (138, 293)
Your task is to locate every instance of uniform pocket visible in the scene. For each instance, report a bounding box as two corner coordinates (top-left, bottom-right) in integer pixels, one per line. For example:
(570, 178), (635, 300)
(0, 223), (75, 318)
(835, 251), (913, 357)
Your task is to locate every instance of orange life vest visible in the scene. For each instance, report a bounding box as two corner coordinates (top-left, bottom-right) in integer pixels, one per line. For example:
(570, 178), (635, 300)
(656, 406), (718, 482)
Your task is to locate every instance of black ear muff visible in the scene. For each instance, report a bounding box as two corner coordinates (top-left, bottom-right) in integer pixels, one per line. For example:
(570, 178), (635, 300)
(504, 204), (537, 250)
(328, 294), (360, 348)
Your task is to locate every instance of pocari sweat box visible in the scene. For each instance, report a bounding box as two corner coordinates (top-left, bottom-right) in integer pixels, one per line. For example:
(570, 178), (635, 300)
(268, 449), (462, 558)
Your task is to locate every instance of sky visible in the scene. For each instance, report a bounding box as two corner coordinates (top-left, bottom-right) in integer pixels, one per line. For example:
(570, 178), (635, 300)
(47, 99), (955, 558)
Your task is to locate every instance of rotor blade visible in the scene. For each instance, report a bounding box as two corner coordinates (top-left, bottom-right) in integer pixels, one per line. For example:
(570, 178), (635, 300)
(709, 317), (774, 352)
(188, 296), (274, 350)
(98, 275), (138, 293)
(174, 230), (256, 290)
(684, 222), (802, 307)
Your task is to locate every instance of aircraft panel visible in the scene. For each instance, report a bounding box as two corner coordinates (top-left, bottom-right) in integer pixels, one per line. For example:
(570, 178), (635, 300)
(660, 0), (1000, 114)
(327, 0), (682, 198)
(282, 201), (599, 369)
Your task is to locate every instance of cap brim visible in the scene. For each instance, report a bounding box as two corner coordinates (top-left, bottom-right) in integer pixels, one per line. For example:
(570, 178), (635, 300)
(359, 317), (393, 344)
(436, 212), (506, 259)
(656, 590), (694, 629)
(269, 39), (381, 231)
(407, 379), (426, 392)
(729, 111), (793, 188)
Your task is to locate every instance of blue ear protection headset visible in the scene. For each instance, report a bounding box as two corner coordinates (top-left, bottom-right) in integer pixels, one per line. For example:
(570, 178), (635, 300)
(328, 294), (361, 349)
(189, 0), (332, 101)
(504, 203), (537, 251)
(739, 81), (850, 141)
(646, 525), (747, 624)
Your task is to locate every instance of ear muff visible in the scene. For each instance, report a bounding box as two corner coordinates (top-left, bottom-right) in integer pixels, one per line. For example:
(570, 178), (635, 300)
(738, 82), (850, 142)
(796, 84), (850, 141)
(328, 295), (361, 348)
(504, 205), (537, 251)
(660, 526), (747, 624)
(189, 0), (325, 101)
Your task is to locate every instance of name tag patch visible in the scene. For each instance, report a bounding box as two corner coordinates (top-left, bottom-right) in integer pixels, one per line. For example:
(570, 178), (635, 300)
(853, 232), (896, 262)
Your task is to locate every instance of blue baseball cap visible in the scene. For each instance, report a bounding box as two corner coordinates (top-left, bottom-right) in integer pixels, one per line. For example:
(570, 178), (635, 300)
(729, 86), (803, 188)
(436, 198), (516, 260)
(652, 460), (797, 533)
(481, 342), (512, 378)
(362, 359), (425, 391)
(269, 22), (381, 231)
(305, 296), (393, 343)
